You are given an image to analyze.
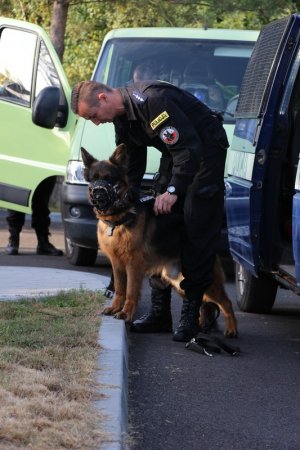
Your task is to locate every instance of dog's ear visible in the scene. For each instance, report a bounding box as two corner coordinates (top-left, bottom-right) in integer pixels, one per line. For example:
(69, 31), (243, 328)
(109, 144), (128, 169)
(81, 147), (97, 169)
(81, 147), (98, 182)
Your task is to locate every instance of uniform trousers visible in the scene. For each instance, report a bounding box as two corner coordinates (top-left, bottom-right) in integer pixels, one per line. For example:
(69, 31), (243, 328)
(7, 177), (57, 234)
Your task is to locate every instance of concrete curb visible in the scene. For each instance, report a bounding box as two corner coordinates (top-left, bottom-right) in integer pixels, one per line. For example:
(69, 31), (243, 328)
(96, 313), (128, 449)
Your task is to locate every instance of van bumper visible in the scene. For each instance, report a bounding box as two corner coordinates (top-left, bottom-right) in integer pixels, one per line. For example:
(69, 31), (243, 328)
(61, 182), (98, 249)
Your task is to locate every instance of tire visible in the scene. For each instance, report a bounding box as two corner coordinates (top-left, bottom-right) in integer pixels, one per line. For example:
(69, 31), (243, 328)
(235, 262), (278, 313)
(64, 236), (98, 266)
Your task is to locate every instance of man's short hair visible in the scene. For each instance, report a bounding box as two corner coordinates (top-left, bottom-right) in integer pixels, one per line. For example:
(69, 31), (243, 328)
(71, 81), (112, 114)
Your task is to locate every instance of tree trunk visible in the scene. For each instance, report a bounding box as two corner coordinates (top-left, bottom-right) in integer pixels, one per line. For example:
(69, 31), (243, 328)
(50, 0), (69, 63)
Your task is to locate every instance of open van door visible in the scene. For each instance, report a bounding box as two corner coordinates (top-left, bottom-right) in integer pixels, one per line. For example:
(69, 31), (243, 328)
(0, 17), (75, 215)
(294, 144), (300, 283)
(226, 14), (300, 312)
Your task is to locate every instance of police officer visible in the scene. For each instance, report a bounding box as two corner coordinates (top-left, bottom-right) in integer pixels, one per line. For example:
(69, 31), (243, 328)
(5, 176), (63, 256)
(71, 80), (229, 342)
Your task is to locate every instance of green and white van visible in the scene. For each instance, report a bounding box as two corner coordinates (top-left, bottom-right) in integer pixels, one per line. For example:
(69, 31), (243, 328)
(0, 19), (258, 265)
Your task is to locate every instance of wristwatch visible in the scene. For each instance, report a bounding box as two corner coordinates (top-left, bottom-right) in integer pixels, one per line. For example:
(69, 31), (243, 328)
(167, 185), (176, 195)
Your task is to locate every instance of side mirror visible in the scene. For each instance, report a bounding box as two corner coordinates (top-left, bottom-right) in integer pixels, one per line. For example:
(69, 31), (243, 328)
(32, 86), (67, 129)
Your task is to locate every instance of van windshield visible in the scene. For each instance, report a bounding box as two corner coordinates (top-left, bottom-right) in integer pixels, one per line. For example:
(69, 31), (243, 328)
(94, 38), (255, 123)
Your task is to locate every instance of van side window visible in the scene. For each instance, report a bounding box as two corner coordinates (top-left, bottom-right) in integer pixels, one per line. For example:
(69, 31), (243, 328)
(35, 41), (61, 97)
(0, 28), (36, 106)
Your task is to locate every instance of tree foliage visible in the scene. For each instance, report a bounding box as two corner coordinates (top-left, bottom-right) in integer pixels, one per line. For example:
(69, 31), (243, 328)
(1, 0), (300, 85)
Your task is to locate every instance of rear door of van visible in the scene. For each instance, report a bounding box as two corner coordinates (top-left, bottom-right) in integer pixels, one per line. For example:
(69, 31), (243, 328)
(0, 18), (75, 214)
(226, 14), (300, 285)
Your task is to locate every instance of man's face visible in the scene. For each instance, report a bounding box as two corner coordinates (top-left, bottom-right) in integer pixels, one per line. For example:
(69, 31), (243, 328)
(78, 95), (116, 125)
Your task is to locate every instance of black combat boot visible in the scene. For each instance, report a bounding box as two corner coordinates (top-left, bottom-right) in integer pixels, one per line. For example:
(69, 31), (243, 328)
(172, 295), (203, 342)
(5, 231), (20, 255)
(130, 286), (173, 333)
(36, 232), (63, 256)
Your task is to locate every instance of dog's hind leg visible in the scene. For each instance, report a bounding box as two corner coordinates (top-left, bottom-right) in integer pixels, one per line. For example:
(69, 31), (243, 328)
(203, 277), (238, 337)
(201, 258), (238, 337)
(203, 284), (238, 337)
(101, 265), (127, 316)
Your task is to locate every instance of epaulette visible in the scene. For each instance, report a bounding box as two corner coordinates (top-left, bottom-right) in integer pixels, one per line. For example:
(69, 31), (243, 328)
(132, 90), (148, 104)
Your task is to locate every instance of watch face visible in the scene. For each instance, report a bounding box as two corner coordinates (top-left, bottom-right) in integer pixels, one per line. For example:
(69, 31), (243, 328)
(167, 186), (176, 194)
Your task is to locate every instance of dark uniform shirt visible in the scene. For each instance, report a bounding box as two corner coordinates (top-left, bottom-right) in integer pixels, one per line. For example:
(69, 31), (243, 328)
(114, 81), (229, 195)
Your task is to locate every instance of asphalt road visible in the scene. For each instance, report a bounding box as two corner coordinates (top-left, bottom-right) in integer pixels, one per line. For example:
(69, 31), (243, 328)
(128, 281), (300, 450)
(1, 212), (300, 450)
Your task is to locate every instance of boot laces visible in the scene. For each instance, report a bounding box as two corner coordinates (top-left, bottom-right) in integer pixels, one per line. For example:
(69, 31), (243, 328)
(138, 312), (153, 321)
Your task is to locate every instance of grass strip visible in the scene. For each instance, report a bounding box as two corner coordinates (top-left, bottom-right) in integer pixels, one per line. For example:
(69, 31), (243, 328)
(0, 289), (109, 449)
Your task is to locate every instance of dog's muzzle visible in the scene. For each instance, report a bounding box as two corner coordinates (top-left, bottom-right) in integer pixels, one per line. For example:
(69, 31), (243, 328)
(89, 179), (119, 213)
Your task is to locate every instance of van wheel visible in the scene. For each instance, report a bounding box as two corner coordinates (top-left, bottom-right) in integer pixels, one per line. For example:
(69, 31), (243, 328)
(64, 236), (98, 266)
(235, 262), (278, 313)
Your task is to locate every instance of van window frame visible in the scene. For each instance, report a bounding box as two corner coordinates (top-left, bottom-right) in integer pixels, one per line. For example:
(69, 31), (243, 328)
(0, 26), (38, 107)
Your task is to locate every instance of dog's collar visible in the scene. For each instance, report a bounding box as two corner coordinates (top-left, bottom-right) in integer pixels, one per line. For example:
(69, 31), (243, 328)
(101, 212), (137, 236)
(98, 195), (154, 236)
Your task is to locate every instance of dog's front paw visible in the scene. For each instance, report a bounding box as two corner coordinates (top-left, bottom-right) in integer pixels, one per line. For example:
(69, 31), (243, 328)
(114, 311), (127, 320)
(114, 310), (133, 322)
(101, 305), (121, 316)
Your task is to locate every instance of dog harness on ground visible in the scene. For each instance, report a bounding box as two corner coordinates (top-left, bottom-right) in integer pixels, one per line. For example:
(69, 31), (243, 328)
(186, 333), (240, 357)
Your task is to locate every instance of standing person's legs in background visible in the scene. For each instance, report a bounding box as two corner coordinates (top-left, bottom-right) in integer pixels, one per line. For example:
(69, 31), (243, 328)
(32, 176), (63, 256)
(5, 210), (25, 255)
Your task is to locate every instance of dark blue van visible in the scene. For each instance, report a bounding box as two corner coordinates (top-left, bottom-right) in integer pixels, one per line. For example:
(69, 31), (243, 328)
(225, 14), (300, 313)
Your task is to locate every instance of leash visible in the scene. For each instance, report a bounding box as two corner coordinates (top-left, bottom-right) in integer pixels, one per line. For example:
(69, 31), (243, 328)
(139, 195), (155, 203)
(186, 332), (240, 357)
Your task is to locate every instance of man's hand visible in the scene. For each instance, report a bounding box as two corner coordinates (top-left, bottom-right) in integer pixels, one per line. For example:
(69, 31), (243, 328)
(153, 192), (178, 215)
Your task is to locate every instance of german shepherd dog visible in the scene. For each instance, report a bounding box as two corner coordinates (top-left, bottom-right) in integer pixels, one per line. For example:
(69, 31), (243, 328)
(81, 144), (238, 337)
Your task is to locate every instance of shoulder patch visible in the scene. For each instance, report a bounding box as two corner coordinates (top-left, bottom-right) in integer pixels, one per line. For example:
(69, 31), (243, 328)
(132, 90), (147, 103)
(150, 111), (170, 130)
(160, 126), (179, 145)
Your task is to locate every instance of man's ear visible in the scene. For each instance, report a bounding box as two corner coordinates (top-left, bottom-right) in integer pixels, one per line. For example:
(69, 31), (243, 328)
(109, 144), (128, 169)
(98, 92), (107, 102)
(81, 147), (97, 169)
